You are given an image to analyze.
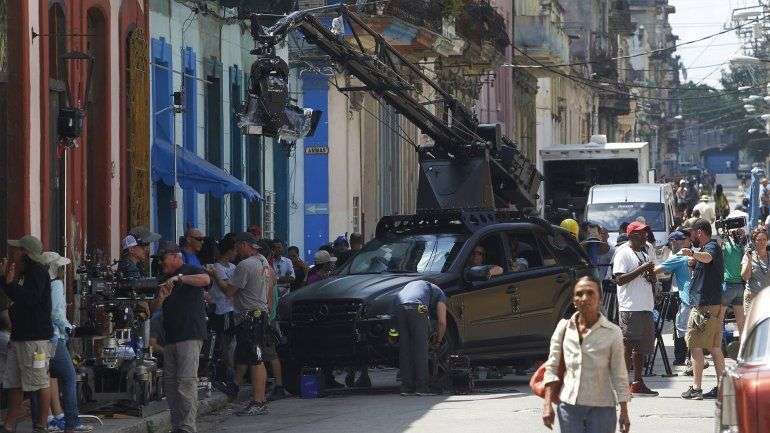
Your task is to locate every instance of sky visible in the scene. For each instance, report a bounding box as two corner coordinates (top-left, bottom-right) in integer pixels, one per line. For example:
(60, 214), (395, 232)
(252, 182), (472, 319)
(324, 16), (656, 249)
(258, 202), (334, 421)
(668, 0), (757, 88)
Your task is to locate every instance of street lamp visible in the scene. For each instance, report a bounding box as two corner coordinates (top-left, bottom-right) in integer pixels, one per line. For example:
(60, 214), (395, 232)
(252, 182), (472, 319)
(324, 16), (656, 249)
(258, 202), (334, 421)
(57, 51), (95, 147)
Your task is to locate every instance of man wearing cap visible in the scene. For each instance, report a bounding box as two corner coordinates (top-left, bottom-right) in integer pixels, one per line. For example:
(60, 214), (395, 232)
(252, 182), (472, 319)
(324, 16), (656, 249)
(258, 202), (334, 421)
(211, 232), (271, 416)
(680, 218), (725, 400)
(761, 178), (770, 222)
(0, 235), (54, 432)
(655, 230), (694, 366)
(613, 221), (659, 397)
(152, 244), (210, 433)
(118, 234), (155, 279)
(693, 195), (716, 223)
(306, 250), (337, 285)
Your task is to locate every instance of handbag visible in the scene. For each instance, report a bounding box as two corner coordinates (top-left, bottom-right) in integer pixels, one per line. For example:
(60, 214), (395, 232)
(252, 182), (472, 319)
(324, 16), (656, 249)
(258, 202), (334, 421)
(530, 319), (568, 403)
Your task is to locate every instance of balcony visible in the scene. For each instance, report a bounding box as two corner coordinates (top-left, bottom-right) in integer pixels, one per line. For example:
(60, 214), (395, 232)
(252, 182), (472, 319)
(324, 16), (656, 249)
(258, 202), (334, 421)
(513, 15), (570, 67)
(598, 84), (631, 115)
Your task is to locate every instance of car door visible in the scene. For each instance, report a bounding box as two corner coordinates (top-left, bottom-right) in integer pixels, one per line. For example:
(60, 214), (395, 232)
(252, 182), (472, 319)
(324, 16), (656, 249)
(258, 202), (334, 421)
(502, 229), (573, 345)
(452, 233), (520, 352)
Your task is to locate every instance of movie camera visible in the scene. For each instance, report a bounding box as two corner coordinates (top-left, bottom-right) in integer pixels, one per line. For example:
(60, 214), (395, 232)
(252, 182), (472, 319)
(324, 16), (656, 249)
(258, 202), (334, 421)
(71, 256), (165, 416)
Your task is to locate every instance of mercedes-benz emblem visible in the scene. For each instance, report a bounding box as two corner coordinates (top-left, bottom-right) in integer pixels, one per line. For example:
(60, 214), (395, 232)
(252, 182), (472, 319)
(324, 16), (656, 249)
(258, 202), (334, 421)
(318, 304), (330, 317)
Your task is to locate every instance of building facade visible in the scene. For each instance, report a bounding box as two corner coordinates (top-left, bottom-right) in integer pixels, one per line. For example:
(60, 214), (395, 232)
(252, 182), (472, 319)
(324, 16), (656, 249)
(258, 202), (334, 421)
(1, 0), (148, 264)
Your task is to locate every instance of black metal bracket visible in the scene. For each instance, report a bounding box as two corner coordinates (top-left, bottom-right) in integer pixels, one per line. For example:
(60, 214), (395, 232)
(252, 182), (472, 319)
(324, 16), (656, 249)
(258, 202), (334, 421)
(31, 27), (96, 41)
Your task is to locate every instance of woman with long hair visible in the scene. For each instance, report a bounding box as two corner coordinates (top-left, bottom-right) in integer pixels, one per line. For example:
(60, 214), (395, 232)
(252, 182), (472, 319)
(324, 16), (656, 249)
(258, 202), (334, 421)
(541, 275), (630, 433)
(714, 184), (730, 220)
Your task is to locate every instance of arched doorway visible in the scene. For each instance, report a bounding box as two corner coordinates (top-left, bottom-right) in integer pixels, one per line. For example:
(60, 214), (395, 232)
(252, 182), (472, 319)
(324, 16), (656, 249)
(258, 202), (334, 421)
(47, 3), (67, 254)
(85, 8), (110, 256)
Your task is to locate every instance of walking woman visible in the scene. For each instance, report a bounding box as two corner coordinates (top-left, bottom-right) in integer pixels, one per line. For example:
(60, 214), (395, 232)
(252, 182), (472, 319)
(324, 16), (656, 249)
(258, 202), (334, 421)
(741, 227), (770, 319)
(714, 184), (730, 220)
(541, 275), (630, 433)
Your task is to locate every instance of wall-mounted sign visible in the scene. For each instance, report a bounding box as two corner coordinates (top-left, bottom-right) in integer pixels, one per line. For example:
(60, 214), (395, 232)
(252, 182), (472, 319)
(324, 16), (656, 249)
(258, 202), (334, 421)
(305, 146), (329, 155)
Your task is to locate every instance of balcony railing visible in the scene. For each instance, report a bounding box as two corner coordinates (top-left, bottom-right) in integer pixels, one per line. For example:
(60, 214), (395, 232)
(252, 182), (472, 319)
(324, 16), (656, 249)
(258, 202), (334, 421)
(514, 15), (570, 66)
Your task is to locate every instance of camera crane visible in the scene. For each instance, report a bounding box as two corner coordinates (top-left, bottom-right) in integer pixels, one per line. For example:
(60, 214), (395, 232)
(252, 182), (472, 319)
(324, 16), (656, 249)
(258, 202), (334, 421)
(244, 6), (542, 211)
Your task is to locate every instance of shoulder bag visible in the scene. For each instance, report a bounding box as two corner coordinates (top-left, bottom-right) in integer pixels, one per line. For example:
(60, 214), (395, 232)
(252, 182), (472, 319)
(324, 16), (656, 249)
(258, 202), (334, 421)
(530, 319), (568, 402)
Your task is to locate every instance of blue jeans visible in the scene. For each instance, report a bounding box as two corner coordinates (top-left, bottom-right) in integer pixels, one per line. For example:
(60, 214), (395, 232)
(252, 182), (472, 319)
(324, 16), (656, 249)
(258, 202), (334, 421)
(50, 338), (79, 430)
(557, 403), (617, 433)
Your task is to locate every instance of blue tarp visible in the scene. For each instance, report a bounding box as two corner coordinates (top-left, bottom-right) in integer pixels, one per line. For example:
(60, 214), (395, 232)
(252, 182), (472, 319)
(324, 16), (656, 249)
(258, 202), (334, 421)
(748, 167), (762, 229)
(152, 142), (262, 202)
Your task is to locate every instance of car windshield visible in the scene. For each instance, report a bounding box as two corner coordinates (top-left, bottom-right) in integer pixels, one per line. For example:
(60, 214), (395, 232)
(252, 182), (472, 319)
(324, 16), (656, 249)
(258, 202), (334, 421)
(345, 234), (466, 275)
(585, 202), (666, 231)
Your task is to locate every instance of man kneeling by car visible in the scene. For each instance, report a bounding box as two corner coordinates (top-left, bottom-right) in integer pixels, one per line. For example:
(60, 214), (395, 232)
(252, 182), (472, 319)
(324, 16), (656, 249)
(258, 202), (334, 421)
(395, 280), (447, 396)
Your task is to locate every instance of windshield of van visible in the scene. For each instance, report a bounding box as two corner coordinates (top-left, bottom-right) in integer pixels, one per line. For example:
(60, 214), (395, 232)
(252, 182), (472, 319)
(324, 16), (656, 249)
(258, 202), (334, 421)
(345, 234), (466, 275)
(585, 202), (666, 232)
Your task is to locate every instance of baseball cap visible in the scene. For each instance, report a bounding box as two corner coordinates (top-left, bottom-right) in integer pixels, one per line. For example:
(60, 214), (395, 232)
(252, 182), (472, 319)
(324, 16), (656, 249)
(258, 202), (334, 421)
(235, 232), (261, 249)
(7, 235), (45, 264)
(668, 231), (687, 242)
(314, 250), (337, 264)
(157, 242), (181, 258)
(626, 221), (648, 235)
(333, 235), (349, 247)
(121, 235), (140, 251)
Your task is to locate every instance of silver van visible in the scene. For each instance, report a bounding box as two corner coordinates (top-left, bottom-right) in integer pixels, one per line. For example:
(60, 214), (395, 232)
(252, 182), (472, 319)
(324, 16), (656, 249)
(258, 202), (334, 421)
(584, 184), (676, 248)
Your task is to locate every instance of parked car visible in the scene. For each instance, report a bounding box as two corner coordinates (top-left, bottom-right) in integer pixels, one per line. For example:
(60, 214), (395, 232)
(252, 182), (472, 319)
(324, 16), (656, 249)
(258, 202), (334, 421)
(716, 289), (770, 433)
(277, 209), (591, 386)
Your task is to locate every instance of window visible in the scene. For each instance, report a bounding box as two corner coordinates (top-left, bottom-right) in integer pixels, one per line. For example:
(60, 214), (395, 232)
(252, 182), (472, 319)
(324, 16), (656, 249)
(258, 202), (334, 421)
(465, 234), (506, 271)
(505, 231), (545, 271)
(740, 318), (770, 363)
(345, 234), (466, 274)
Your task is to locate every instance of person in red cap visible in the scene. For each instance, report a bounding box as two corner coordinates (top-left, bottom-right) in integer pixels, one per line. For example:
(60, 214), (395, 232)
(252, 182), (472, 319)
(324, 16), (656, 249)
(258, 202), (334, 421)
(612, 221), (659, 397)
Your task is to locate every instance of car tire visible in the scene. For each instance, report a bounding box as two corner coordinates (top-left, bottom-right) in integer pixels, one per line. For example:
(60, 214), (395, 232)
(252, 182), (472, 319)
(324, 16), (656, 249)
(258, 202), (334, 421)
(282, 357), (302, 396)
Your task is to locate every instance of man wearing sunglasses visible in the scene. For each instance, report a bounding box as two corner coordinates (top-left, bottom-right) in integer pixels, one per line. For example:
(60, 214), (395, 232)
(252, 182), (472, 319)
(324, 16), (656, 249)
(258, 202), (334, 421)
(182, 228), (205, 267)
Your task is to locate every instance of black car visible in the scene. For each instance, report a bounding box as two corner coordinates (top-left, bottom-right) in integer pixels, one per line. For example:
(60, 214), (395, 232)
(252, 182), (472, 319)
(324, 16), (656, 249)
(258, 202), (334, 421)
(277, 209), (590, 374)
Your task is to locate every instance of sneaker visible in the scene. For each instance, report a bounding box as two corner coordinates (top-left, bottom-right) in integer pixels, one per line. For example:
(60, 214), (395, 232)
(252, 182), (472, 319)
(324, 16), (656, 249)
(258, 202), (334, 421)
(681, 386), (703, 400)
(73, 424), (93, 433)
(235, 400), (268, 416)
(267, 385), (290, 401)
(683, 367), (694, 376)
(630, 381), (659, 397)
(703, 386), (719, 399)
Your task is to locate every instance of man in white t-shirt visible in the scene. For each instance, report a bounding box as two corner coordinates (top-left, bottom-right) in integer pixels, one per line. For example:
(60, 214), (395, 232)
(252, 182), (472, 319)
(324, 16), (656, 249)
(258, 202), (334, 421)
(613, 221), (659, 397)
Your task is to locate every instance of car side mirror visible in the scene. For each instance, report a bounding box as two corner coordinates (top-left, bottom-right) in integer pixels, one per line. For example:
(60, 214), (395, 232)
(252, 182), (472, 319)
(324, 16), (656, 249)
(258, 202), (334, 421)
(464, 266), (493, 283)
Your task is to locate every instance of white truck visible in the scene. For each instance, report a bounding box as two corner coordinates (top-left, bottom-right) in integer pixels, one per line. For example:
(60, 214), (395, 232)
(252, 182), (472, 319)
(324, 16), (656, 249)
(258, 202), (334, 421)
(538, 136), (651, 223)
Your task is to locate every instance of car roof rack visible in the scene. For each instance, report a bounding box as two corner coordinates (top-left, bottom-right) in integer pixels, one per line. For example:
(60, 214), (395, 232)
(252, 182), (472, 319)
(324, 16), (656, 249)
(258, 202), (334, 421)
(376, 208), (551, 237)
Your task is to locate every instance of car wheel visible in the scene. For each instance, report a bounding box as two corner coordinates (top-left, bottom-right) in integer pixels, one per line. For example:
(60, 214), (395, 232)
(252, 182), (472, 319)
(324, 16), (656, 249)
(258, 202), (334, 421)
(282, 358), (302, 396)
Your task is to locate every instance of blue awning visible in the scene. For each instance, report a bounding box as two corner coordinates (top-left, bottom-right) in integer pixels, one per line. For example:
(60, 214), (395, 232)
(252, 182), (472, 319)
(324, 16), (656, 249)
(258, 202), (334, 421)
(152, 142), (262, 202)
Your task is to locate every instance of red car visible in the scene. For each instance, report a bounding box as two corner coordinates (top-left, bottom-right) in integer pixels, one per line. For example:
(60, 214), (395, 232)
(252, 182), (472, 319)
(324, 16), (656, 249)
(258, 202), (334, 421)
(716, 289), (770, 433)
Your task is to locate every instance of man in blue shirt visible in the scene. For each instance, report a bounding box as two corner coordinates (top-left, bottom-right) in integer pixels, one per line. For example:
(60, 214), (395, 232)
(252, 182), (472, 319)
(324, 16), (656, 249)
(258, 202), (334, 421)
(181, 228), (204, 267)
(655, 230), (693, 366)
(395, 280), (447, 396)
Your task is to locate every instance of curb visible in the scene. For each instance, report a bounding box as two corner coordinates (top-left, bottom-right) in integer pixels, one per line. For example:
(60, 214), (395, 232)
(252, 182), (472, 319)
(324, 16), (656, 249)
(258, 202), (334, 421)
(113, 393), (229, 433)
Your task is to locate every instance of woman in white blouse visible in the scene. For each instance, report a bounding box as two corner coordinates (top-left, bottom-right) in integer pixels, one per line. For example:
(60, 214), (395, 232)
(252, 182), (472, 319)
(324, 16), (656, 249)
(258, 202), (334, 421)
(542, 275), (631, 433)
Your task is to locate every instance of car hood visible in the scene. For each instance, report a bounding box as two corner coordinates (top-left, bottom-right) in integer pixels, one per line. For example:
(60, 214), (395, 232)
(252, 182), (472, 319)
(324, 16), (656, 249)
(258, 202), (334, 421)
(285, 272), (455, 303)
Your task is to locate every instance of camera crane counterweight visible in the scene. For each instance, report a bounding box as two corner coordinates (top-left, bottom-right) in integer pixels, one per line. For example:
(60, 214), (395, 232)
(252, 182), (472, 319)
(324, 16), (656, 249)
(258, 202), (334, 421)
(244, 6), (542, 210)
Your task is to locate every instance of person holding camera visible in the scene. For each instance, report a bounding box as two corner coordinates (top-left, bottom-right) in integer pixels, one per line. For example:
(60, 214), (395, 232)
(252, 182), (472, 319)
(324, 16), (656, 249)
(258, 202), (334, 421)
(613, 221), (658, 397)
(153, 244), (211, 433)
(741, 227), (770, 320)
(680, 219), (725, 400)
(722, 228), (746, 336)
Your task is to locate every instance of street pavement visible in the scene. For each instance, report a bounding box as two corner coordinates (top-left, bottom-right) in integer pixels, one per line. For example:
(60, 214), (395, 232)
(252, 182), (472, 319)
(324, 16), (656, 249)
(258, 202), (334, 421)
(197, 328), (720, 433)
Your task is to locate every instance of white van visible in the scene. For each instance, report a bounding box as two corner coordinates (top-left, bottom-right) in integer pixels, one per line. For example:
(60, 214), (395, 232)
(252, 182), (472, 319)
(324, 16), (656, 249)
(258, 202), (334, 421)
(584, 184), (676, 248)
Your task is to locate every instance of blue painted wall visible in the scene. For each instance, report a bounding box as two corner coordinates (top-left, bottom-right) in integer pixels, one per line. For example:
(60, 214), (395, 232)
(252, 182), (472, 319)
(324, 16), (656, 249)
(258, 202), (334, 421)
(302, 73), (329, 262)
(182, 47), (198, 228)
(151, 37), (174, 242)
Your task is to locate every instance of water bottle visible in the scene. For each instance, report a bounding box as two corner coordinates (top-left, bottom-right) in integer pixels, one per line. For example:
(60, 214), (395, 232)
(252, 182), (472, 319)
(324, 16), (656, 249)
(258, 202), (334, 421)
(136, 336), (144, 359)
